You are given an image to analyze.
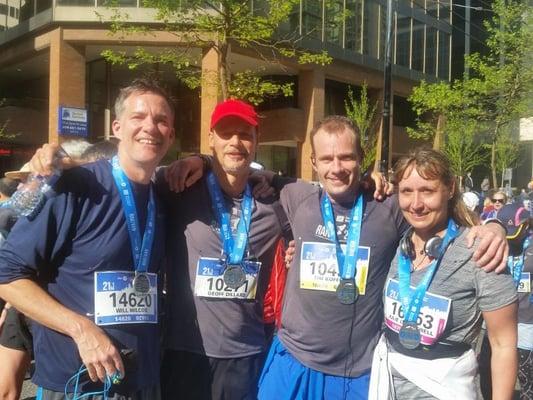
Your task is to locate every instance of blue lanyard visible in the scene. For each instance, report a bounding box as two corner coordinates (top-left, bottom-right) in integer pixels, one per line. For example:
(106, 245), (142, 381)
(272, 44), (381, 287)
(398, 219), (459, 324)
(507, 235), (531, 287)
(111, 156), (156, 273)
(320, 192), (364, 280)
(206, 171), (253, 264)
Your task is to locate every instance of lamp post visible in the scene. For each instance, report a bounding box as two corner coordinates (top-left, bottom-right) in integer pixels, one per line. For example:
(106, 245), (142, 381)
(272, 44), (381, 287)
(381, 0), (394, 175)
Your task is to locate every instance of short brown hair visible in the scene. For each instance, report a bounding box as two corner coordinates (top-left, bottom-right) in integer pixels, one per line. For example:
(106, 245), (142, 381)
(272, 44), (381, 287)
(310, 115), (364, 161)
(114, 78), (175, 119)
(393, 147), (479, 227)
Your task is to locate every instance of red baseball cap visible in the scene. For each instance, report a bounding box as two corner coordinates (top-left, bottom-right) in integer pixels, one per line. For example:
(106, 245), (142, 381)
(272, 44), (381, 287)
(210, 99), (258, 130)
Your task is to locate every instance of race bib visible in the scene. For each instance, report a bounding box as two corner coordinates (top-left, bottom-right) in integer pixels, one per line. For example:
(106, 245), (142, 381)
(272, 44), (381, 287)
(518, 272), (531, 293)
(195, 257), (261, 299)
(94, 271), (157, 326)
(299, 242), (370, 295)
(384, 279), (451, 346)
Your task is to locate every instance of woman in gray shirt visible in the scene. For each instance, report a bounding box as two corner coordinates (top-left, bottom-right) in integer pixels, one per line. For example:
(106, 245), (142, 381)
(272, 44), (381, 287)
(369, 148), (517, 400)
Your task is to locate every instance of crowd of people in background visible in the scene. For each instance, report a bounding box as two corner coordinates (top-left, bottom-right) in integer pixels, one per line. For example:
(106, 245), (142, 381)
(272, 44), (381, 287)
(0, 78), (530, 400)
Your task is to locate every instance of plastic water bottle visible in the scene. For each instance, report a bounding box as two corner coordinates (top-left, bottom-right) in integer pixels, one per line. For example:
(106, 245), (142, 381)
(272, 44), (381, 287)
(4, 147), (68, 219)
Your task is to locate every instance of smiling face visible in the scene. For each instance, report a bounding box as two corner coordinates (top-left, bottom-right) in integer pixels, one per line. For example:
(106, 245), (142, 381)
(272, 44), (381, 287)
(112, 91), (175, 172)
(398, 166), (453, 237)
(311, 127), (361, 204)
(209, 115), (258, 177)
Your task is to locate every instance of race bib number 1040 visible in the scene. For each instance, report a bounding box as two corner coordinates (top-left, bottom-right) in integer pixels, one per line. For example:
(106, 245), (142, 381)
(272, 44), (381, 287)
(299, 242), (370, 295)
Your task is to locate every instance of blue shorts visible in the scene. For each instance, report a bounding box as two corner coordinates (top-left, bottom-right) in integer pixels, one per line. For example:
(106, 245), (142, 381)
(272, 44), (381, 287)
(258, 336), (370, 400)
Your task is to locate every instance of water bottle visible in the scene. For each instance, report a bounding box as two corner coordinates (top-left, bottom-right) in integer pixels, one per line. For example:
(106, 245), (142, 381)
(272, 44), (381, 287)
(4, 147), (68, 219)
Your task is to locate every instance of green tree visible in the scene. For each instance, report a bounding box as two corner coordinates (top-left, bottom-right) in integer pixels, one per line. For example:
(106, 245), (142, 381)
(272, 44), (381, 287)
(491, 128), (522, 187)
(101, 0), (332, 104)
(462, 0), (533, 187)
(443, 118), (487, 187)
(406, 0), (532, 188)
(407, 81), (473, 149)
(344, 83), (379, 171)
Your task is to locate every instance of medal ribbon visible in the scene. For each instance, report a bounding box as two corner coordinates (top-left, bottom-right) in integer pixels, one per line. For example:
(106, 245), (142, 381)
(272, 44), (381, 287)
(320, 192), (364, 280)
(206, 171), (253, 265)
(398, 219), (459, 324)
(507, 235), (531, 287)
(111, 156), (156, 273)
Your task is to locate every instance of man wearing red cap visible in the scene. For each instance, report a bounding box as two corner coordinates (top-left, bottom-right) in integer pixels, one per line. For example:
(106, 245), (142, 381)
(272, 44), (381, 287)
(159, 99), (290, 399)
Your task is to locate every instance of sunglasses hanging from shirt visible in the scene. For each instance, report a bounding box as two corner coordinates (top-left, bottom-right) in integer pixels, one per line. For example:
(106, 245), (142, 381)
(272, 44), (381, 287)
(397, 219), (460, 349)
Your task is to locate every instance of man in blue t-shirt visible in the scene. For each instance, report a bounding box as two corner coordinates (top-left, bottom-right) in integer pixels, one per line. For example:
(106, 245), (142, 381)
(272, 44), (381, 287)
(0, 79), (175, 399)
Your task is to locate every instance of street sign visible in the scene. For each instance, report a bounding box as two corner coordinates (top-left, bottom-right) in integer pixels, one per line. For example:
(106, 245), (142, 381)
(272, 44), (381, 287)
(58, 106), (88, 137)
(503, 168), (513, 181)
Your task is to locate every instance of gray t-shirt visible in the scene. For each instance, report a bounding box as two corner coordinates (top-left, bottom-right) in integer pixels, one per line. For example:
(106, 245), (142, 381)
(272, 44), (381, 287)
(386, 228), (517, 398)
(276, 179), (407, 377)
(386, 228), (517, 347)
(162, 176), (289, 358)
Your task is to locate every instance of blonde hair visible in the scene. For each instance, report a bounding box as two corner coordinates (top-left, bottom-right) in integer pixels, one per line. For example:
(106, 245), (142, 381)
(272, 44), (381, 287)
(393, 147), (479, 227)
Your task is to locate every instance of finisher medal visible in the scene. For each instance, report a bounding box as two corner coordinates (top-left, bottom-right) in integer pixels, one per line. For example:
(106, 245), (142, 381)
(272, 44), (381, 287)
(398, 321), (421, 349)
(133, 272), (151, 294)
(336, 279), (358, 304)
(223, 264), (246, 289)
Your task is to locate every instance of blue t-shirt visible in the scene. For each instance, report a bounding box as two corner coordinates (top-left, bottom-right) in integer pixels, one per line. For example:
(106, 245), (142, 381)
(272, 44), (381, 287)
(0, 159), (166, 393)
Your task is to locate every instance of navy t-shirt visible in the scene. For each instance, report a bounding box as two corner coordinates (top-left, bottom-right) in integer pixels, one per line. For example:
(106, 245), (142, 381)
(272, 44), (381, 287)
(0, 160), (166, 393)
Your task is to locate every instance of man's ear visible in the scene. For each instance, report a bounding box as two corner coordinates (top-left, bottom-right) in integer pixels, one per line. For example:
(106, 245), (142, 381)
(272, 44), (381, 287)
(111, 120), (122, 141)
(311, 154), (317, 172)
(209, 130), (215, 151)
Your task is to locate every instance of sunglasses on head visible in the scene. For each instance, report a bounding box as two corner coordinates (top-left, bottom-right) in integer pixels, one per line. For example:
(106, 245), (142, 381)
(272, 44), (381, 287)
(492, 198), (505, 203)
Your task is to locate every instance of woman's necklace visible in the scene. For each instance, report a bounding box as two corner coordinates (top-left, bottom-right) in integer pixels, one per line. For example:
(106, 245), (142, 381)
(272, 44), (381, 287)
(412, 253), (428, 271)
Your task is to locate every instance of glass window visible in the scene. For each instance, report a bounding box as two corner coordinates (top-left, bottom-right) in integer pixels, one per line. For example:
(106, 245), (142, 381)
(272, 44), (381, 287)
(438, 31), (450, 79)
(378, 3), (388, 59)
(19, 0), (34, 21)
(345, 0), (363, 52)
(427, 0), (438, 18)
(413, 0), (425, 13)
(425, 26), (437, 75)
(325, 0), (344, 46)
(412, 19), (424, 71)
(58, 0), (96, 5)
(395, 13), (410, 67)
(36, 0), (52, 13)
(439, 0), (450, 23)
(0, 4), (7, 15)
(363, 0), (380, 58)
(302, 0), (322, 40)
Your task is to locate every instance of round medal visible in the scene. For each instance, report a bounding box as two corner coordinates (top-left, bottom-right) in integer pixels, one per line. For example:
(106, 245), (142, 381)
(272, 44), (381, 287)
(132, 272), (151, 294)
(223, 264), (246, 289)
(398, 321), (421, 349)
(336, 279), (358, 304)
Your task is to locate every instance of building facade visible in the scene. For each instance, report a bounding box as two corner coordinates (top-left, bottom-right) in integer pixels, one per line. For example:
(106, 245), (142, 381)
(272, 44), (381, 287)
(0, 0), (482, 179)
